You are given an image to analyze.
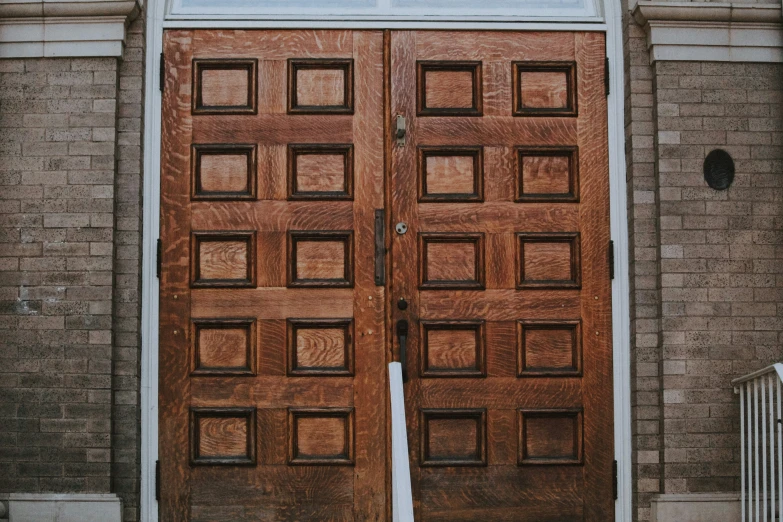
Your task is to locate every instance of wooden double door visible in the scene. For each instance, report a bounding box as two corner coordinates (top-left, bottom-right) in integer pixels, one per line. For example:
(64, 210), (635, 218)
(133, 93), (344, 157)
(160, 29), (613, 521)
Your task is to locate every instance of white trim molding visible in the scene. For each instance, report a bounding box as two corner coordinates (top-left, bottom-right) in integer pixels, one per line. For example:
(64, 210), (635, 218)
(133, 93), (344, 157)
(650, 493), (741, 522)
(7, 493), (122, 522)
(0, 0), (140, 58)
(633, 1), (783, 63)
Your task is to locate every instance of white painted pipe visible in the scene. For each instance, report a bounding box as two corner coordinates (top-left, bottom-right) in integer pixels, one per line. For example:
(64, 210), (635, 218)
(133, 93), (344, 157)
(743, 382), (755, 522)
(741, 382), (746, 522)
(756, 379), (760, 522)
(777, 379), (782, 522)
(763, 376), (768, 521)
(769, 375), (776, 522)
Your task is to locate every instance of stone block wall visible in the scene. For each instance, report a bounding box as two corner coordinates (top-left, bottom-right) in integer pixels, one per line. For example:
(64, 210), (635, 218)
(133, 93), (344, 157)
(113, 17), (145, 522)
(0, 55), (119, 494)
(654, 60), (783, 492)
(624, 10), (663, 521)
(623, 9), (783, 520)
(0, 16), (145, 522)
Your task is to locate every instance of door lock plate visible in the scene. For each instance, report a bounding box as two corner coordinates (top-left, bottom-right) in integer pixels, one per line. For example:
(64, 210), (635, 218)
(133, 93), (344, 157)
(395, 222), (408, 235)
(395, 115), (406, 146)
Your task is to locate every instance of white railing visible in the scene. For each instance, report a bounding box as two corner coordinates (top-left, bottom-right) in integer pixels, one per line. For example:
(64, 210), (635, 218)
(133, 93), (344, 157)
(733, 364), (783, 522)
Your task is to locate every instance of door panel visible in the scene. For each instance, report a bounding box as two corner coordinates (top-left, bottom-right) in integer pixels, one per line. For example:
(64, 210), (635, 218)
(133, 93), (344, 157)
(160, 30), (386, 521)
(390, 31), (613, 521)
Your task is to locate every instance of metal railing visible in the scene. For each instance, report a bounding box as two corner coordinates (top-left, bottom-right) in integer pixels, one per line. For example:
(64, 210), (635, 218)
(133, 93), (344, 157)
(733, 364), (783, 521)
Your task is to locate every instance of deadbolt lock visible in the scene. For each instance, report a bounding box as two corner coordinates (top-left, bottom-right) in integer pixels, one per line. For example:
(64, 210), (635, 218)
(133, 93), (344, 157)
(395, 222), (408, 235)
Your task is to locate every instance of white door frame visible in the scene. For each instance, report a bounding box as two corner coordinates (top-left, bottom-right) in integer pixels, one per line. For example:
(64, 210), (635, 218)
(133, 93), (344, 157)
(139, 4), (632, 520)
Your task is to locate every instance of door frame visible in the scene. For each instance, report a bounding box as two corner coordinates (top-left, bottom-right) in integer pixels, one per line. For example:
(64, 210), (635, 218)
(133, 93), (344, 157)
(139, 7), (632, 522)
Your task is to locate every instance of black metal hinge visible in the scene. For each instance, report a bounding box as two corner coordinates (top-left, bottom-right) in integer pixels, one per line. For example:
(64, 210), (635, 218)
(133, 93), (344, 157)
(155, 460), (161, 501)
(159, 53), (165, 93)
(608, 240), (615, 280)
(156, 239), (162, 279)
(613, 459), (618, 500)
(604, 57), (610, 96)
(374, 209), (386, 286)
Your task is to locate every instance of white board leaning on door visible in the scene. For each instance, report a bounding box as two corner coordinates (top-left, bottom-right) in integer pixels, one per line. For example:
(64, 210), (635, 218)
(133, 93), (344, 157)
(390, 362), (415, 522)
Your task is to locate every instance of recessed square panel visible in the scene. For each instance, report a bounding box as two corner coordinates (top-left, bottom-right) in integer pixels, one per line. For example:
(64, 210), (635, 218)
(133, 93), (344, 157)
(516, 147), (579, 203)
(298, 69), (344, 106)
(288, 408), (354, 465)
(421, 409), (487, 466)
(190, 407), (256, 466)
(287, 319), (354, 376)
(417, 61), (482, 116)
(192, 318), (256, 376)
(517, 320), (581, 377)
(517, 233), (580, 289)
(192, 59), (258, 115)
(418, 147), (483, 203)
(192, 144), (257, 200)
(288, 231), (354, 288)
(287, 59), (354, 114)
(513, 62), (577, 117)
(518, 409), (583, 465)
(421, 321), (485, 378)
(191, 231), (257, 288)
(287, 144), (353, 200)
(419, 233), (485, 290)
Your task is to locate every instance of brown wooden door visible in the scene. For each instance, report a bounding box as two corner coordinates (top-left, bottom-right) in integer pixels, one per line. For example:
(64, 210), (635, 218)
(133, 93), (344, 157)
(160, 28), (613, 522)
(389, 31), (614, 521)
(159, 30), (387, 521)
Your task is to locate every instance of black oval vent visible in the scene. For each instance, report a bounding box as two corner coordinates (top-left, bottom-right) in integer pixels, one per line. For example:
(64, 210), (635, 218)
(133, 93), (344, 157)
(703, 149), (734, 190)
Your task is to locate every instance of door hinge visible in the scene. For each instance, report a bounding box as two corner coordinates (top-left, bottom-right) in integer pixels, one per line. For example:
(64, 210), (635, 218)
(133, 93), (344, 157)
(159, 53), (165, 93)
(608, 239), (615, 280)
(604, 57), (610, 96)
(155, 460), (161, 501)
(613, 459), (618, 500)
(374, 209), (386, 286)
(156, 239), (162, 279)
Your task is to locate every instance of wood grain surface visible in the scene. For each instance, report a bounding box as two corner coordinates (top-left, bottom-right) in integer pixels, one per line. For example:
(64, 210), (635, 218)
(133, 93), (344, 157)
(161, 28), (611, 521)
(390, 30), (612, 521)
(161, 30), (386, 521)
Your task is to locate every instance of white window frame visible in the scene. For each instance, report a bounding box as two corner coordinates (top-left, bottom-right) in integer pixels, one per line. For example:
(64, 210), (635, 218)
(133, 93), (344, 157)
(166, 0), (599, 22)
(140, 2), (632, 520)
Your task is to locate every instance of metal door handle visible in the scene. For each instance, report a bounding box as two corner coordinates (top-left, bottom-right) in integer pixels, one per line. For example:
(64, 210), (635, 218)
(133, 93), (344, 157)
(396, 319), (409, 383)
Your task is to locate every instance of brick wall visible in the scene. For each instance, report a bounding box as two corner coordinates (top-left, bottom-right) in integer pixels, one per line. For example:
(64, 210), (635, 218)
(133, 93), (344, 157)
(113, 17), (145, 522)
(0, 18), (145, 521)
(0, 56), (119, 492)
(0, 14), (143, 521)
(624, 8), (664, 521)
(623, 8), (783, 515)
(655, 61), (783, 494)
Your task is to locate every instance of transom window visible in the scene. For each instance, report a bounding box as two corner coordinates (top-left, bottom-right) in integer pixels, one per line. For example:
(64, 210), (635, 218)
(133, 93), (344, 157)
(167, 0), (599, 21)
